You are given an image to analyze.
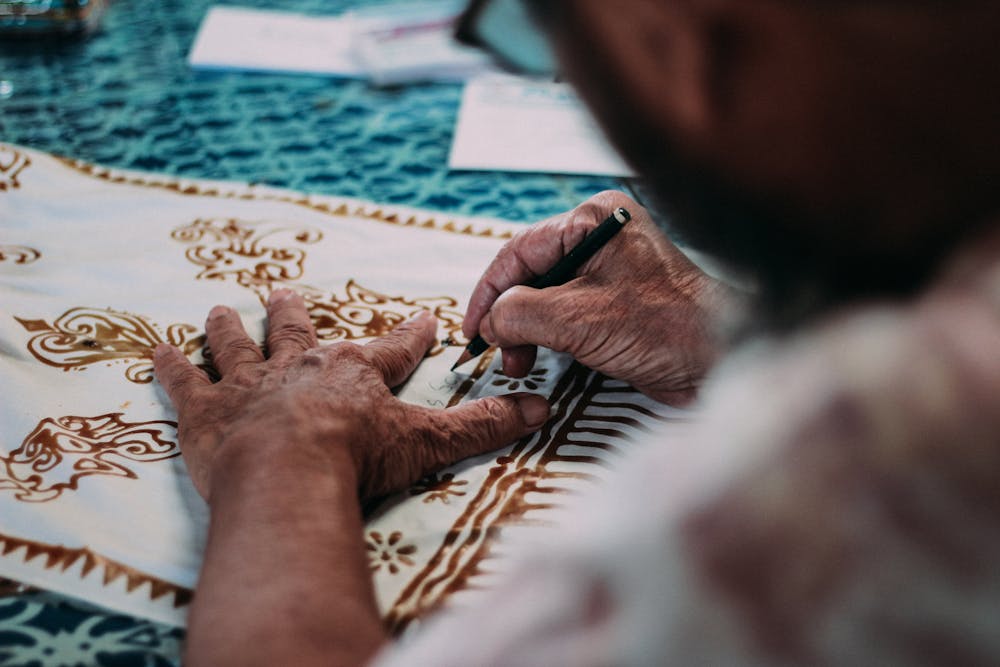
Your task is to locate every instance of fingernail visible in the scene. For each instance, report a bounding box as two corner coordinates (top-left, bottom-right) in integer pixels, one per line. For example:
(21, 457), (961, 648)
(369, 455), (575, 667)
(208, 305), (229, 320)
(513, 393), (550, 429)
(269, 289), (293, 304)
(153, 343), (171, 360)
(480, 312), (496, 344)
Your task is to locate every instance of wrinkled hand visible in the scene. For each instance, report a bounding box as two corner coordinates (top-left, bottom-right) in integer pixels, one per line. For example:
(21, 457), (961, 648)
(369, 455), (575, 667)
(463, 191), (731, 404)
(154, 290), (550, 502)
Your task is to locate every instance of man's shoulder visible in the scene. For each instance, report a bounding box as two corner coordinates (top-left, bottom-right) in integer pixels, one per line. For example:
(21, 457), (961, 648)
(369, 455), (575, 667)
(677, 286), (1000, 663)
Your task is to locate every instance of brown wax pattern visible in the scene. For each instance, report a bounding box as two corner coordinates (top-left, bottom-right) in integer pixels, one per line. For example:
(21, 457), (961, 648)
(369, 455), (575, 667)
(0, 145), (30, 191)
(57, 155), (514, 239)
(0, 531), (192, 608)
(0, 246), (40, 265)
(367, 531), (418, 575)
(171, 217), (322, 292)
(301, 282), (464, 353)
(1, 413), (178, 503)
(410, 473), (469, 505)
(171, 217), (467, 354)
(2, 146), (672, 629)
(382, 364), (671, 633)
(15, 307), (202, 384)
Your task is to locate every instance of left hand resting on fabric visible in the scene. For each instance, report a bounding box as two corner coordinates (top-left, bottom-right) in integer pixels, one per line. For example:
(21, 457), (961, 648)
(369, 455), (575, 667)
(153, 288), (551, 503)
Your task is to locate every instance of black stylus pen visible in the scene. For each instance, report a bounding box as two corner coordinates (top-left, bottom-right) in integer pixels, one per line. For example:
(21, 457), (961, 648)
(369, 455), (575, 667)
(450, 206), (632, 370)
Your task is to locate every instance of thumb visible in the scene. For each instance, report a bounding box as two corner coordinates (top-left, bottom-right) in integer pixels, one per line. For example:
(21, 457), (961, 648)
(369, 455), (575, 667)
(426, 393), (551, 463)
(480, 284), (588, 353)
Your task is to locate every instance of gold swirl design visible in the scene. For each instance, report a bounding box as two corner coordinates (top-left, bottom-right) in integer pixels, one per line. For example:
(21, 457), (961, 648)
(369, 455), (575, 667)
(298, 282), (465, 350)
(1, 413), (178, 503)
(171, 218), (323, 292)
(55, 155), (513, 239)
(383, 366), (672, 632)
(0, 246), (41, 265)
(171, 218), (467, 352)
(15, 307), (202, 384)
(0, 145), (30, 191)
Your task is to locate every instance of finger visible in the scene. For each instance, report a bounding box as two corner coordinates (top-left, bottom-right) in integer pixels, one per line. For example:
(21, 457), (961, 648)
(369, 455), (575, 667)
(479, 284), (590, 353)
(363, 310), (438, 387)
(462, 214), (595, 340)
(153, 344), (211, 410)
(204, 305), (264, 376)
(462, 191), (641, 341)
(266, 289), (318, 363)
(424, 393), (551, 465)
(501, 346), (537, 378)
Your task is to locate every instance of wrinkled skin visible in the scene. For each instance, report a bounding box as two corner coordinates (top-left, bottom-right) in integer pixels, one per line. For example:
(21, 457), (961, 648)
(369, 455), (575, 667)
(463, 190), (733, 404)
(154, 289), (550, 503)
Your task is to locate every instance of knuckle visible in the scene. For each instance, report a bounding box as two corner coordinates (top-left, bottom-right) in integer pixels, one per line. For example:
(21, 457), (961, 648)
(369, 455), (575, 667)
(325, 340), (363, 360)
(227, 365), (261, 387)
(378, 346), (416, 381)
(480, 398), (515, 432)
(166, 370), (194, 399)
(577, 190), (648, 228)
(490, 291), (524, 334)
(590, 189), (637, 211)
(297, 348), (326, 367)
(269, 322), (315, 349)
(215, 338), (260, 361)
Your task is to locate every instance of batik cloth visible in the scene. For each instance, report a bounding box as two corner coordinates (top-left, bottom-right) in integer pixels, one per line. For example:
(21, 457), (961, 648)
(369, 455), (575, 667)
(376, 224), (1000, 664)
(0, 143), (681, 628)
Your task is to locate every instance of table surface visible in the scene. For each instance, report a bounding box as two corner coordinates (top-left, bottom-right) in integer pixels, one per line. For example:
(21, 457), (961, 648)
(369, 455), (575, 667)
(0, 1), (635, 664)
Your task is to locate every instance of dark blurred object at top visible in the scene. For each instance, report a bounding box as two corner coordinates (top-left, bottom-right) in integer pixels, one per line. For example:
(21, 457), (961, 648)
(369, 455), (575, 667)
(0, 0), (107, 38)
(455, 0), (556, 76)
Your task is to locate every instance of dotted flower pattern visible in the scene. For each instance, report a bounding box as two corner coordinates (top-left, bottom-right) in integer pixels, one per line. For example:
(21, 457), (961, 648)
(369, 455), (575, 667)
(491, 367), (549, 392)
(367, 531), (417, 575)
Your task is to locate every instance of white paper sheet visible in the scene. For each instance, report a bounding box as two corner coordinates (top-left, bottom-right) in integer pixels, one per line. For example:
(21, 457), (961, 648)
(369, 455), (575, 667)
(187, 4), (498, 84)
(188, 6), (373, 76)
(448, 75), (635, 177)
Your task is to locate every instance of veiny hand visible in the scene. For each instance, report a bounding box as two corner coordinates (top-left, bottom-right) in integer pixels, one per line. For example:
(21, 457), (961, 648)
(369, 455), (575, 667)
(154, 289), (551, 502)
(463, 191), (732, 404)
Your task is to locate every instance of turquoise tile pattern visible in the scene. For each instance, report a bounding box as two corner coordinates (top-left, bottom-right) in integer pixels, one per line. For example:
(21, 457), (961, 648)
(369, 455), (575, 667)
(0, 0), (624, 221)
(0, 0), (638, 664)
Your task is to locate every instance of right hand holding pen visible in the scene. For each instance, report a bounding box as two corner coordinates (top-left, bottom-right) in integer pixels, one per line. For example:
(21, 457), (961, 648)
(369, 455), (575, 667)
(462, 191), (732, 404)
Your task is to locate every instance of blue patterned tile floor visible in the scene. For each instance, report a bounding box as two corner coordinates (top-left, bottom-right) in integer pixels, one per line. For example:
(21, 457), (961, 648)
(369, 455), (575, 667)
(0, 0), (624, 222)
(0, 0), (639, 664)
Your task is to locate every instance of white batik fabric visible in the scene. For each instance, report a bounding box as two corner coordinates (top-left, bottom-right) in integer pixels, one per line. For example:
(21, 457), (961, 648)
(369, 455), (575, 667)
(0, 144), (683, 627)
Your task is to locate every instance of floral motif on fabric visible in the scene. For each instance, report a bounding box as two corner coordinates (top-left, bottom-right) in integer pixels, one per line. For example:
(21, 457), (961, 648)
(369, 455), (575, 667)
(367, 531), (417, 575)
(170, 217), (322, 293)
(491, 367), (550, 392)
(171, 217), (466, 351)
(15, 307), (202, 384)
(0, 145), (30, 191)
(0, 413), (178, 503)
(299, 282), (464, 348)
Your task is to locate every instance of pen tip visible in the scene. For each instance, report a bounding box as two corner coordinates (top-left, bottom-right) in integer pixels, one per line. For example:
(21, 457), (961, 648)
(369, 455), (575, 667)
(450, 350), (473, 371)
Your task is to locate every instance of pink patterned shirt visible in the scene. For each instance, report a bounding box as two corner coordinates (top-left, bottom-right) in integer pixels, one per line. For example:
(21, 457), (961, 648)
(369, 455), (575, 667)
(377, 230), (1000, 666)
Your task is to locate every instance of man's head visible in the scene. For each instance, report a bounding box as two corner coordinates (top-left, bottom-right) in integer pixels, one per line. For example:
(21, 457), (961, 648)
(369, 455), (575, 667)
(530, 0), (1000, 325)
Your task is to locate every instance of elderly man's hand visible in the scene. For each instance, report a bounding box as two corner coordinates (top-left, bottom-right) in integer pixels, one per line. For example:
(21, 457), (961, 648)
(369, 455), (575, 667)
(154, 290), (550, 503)
(463, 191), (731, 404)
